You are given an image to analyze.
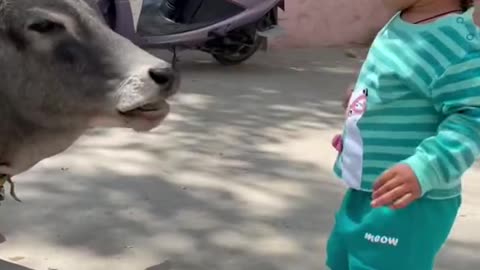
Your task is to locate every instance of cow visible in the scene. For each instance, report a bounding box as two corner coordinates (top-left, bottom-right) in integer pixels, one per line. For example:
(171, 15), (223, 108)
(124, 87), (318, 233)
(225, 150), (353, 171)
(0, 0), (180, 201)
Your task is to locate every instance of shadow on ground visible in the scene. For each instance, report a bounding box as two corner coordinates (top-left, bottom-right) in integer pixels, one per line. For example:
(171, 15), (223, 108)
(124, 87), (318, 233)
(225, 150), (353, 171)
(0, 49), (477, 270)
(436, 238), (480, 270)
(0, 260), (33, 270)
(0, 49), (354, 270)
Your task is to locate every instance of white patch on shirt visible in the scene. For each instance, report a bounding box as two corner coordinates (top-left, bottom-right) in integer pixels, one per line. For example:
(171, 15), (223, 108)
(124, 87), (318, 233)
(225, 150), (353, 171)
(341, 89), (368, 189)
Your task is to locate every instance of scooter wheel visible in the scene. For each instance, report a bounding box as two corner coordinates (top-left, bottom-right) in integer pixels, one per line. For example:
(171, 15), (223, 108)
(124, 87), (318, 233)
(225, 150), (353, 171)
(211, 38), (263, 66)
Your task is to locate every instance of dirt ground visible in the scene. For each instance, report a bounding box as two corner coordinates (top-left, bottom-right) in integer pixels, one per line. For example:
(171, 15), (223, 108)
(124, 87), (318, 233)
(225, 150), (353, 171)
(0, 49), (478, 270)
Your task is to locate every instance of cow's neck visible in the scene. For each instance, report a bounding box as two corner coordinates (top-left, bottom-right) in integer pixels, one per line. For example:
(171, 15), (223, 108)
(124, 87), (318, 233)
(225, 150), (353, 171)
(0, 92), (18, 159)
(0, 92), (83, 176)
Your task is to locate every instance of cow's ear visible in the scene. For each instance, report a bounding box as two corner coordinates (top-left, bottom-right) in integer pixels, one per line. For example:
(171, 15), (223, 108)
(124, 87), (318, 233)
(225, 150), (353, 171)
(0, 9), (27, 50)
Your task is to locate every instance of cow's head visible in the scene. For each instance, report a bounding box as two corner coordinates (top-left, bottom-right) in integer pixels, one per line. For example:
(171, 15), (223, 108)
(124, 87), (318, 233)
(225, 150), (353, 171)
(0, 0), (179, 132)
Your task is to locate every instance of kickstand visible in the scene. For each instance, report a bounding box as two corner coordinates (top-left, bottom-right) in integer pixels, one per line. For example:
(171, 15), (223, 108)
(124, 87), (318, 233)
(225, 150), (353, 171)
(171, 47), (178, 69)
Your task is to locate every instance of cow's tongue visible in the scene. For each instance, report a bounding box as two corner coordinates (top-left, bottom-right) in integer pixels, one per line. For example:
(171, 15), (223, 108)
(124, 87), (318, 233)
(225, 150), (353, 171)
(121, 100), (170, 120)
(138, 102), (162, 112)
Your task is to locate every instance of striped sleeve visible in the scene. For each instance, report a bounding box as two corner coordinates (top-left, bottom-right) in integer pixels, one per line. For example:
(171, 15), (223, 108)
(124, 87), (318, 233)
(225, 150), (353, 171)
(402, 52), (480, 195)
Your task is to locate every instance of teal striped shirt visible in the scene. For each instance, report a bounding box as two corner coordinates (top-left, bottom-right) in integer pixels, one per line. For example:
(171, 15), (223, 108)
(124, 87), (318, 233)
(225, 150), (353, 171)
(333, 8), (480, 199)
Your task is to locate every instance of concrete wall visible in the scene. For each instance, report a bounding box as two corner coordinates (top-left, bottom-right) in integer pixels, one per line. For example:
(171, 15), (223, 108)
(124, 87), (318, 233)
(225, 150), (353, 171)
(273, 0), (396, 48)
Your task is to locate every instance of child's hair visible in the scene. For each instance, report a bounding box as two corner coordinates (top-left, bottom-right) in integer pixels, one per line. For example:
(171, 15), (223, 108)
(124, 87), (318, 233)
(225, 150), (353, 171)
(461, 0), (474, 11)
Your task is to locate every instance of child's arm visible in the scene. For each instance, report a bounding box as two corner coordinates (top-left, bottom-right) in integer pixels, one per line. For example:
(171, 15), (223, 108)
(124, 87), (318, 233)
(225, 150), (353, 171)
(372, 52), (480, 208)
(403, 53), (480, 195)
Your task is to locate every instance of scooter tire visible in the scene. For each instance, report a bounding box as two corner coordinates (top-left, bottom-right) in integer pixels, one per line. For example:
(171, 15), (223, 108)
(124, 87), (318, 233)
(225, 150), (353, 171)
(211, 37), (262, 66)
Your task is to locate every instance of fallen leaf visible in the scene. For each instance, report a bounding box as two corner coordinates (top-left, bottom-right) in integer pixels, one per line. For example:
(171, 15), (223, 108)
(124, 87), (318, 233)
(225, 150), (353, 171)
(9, 256), (25, 262)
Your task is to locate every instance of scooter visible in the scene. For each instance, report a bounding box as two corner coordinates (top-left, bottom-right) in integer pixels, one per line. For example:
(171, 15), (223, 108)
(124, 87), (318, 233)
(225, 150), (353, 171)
(97, 0), (285, 65)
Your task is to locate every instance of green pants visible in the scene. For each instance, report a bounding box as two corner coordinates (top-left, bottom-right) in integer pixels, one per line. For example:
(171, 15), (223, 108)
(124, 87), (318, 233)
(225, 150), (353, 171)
(326, 189), (461, 270)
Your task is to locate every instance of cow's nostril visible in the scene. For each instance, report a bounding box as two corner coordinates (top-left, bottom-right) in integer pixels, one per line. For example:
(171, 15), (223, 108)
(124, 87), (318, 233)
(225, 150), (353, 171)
(148, 67), (175, 86)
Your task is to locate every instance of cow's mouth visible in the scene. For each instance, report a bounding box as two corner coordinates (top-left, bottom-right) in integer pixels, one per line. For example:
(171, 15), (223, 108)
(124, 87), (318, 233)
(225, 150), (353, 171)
(118, 100), (170, 121)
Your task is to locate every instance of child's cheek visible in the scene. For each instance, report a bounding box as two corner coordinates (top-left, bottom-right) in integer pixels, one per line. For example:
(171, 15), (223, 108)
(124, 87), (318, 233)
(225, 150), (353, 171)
(382, 0), (419, 10)
(474, 1), (480, 26)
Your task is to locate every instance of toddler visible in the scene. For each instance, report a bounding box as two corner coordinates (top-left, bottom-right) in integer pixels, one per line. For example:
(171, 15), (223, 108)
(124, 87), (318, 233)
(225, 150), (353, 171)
(328, 0), (479, 269)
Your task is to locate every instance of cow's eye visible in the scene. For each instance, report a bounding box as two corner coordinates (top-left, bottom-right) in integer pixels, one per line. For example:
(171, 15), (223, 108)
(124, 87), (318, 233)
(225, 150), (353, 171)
(28, 19), (65, 34)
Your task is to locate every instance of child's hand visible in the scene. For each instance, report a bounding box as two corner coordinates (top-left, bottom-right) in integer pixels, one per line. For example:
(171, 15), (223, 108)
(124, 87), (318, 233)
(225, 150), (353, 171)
(331, 134), (343, 152)
(371, 164), (421, 209)
(331, 85), (354, 153)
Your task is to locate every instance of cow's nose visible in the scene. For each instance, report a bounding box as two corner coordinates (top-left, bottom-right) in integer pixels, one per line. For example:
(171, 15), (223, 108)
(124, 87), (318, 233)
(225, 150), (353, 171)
(148, 67), (179, 96)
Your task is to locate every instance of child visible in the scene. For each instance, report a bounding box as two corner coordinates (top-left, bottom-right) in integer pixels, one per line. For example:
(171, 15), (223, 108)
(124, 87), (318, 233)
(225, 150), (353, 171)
(328, 0), (478, 269)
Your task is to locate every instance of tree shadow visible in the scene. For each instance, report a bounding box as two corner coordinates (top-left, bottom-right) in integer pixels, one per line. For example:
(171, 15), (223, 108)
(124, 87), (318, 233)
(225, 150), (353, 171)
(0, 48), (475, 269)
(436, 238), (480, 270)
(145, 260), (172, 270)
(0, 260), (34, 270)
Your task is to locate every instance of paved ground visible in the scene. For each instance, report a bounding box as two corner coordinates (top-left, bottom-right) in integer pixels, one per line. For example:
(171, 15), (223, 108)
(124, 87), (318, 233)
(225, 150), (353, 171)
(0, 49), (479, 270)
